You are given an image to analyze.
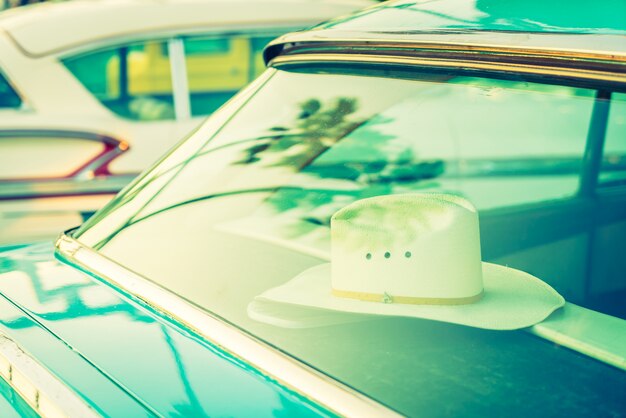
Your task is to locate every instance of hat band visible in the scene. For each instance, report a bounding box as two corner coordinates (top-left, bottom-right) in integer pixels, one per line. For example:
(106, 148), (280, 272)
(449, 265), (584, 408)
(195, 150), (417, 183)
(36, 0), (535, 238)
(331, 288), (483, 305)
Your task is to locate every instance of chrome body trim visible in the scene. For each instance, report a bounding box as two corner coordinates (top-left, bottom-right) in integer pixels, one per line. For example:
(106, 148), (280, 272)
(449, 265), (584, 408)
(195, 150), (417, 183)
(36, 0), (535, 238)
(264, 31), (626, 87)
(264, 30), (626, 65)
(269, 53), (626, 85)
(0, 333), (100, 417)
(55, 233), (402, 418)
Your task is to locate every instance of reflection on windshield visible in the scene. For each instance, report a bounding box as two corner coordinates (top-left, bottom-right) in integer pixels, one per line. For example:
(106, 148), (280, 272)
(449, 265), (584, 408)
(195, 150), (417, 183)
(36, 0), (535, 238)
(82, 71), (594, 250)
(73, 67), (626, 415)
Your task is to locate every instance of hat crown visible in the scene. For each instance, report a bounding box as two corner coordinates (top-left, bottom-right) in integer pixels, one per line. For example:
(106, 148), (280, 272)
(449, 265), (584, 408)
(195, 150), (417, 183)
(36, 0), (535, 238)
(330, 193), (483, 304)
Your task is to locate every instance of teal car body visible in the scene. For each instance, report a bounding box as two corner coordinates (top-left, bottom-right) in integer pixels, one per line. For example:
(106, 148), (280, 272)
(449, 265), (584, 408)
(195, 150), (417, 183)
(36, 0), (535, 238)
(1, 0), (626, 416)
(0, 243), (331, 417)
(0, 377), (38, 418)
(313, 0), (626, 34)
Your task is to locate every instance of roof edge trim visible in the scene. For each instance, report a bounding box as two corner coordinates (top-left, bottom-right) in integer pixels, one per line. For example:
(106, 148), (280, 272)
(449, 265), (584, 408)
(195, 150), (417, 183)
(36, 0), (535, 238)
(264, 31), (626, 68)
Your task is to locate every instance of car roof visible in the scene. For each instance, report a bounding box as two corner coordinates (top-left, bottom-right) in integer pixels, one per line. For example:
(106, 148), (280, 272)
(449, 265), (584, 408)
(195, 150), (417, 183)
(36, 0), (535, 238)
(0, 0), (372, 57)
(315, 0), (626, 35)
(264, 0), (626, 86)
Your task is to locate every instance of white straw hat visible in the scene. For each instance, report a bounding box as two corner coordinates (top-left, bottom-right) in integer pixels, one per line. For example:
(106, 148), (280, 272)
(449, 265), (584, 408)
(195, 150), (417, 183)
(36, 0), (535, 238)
(250, 193), (565, 330)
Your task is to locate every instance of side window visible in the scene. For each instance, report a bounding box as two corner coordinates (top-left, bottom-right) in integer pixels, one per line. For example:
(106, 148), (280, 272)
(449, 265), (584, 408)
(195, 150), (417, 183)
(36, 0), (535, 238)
(295, 78), (594, 211)
(599, 92), (626, 188)
(63, 41), (175, 121)
(0, 72), (21, 109)
(183, 34), (276, 116)
(199, 73), (596, 306)
(190, 73), (597, 268)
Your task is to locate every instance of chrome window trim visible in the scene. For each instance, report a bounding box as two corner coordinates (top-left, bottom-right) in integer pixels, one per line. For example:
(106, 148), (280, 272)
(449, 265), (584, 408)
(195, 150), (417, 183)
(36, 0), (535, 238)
(264, 31), (626, 65)
(55, 233), (402, 418)
(0, 333), (100, 418)
(269, 53), (626, 85)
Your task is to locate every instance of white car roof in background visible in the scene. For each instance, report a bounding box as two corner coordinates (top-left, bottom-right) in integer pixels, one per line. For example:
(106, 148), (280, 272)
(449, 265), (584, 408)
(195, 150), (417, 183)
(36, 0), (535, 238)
(0, 0), (372, 57)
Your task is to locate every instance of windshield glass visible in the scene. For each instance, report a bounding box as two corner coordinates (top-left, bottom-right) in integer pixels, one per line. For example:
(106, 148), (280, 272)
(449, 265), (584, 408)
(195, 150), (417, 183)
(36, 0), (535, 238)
(75, 65), (626, 415)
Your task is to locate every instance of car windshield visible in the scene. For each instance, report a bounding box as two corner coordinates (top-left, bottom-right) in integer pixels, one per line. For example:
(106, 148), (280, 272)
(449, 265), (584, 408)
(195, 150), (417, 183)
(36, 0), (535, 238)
(74, 65), (626, 416)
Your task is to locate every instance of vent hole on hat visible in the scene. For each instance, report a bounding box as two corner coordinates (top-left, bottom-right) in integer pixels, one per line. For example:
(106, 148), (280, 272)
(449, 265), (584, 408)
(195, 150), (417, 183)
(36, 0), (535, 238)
(366, 253), (372, 260)
(405, 251), (412, 258)
(384, 252), (391, 259)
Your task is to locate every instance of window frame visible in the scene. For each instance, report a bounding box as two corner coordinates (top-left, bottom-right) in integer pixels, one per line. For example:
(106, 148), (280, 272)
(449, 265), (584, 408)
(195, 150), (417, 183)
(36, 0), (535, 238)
(60, 26), (304, 122)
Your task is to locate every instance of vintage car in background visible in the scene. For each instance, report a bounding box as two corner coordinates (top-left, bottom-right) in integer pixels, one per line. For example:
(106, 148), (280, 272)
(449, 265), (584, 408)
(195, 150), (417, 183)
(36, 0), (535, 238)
(0, 0), (625, 416)
(0, 124), (133, 246)
(0, 0), (372, 245)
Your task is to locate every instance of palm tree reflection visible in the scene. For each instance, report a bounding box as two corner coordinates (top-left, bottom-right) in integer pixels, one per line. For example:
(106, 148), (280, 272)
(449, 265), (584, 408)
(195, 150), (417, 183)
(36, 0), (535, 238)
(90, 95), (443, 248)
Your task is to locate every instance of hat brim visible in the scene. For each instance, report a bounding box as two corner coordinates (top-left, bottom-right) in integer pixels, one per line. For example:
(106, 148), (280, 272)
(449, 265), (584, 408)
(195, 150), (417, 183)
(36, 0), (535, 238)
(250, 262), (565, 330)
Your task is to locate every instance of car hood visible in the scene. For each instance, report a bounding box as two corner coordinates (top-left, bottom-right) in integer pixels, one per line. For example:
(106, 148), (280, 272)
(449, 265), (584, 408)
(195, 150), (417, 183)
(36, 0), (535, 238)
(0, 243), (330, 417)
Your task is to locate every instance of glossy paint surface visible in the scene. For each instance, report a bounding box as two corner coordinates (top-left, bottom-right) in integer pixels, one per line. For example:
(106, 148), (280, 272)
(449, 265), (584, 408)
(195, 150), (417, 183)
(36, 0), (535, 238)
(0, 376), (38, 418)
(0, 244), (332, 417)
(317, 0), (626, 35)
